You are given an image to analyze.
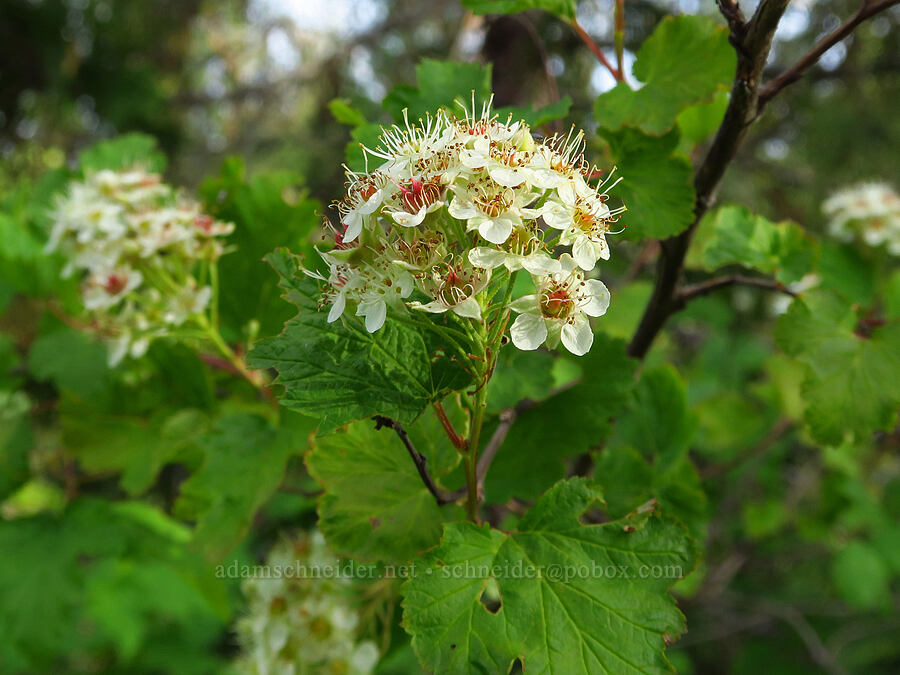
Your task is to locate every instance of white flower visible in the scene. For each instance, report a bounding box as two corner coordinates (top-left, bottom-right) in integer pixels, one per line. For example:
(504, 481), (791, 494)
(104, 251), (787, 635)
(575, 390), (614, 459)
(386, 176), (444, 228)
(508, 254), (610, 356)
(353, 264), (415, 332)
(448, 186), (527, 245)
(409, 264), (488, 320)
(338, 179), (385, 243)
(543, 173), (623, 271)
(467, 226), (560, 275)
(823, 182), (900, 254)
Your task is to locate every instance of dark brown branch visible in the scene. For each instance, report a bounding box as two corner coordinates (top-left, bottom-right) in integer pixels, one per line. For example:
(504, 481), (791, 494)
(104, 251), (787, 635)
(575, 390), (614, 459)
(716, 0), (748, 45)
(373, 416), (456, 506)
(676, 274), (797, 308)
(758, 0), (900, 109)
(626, 0), (790, 360)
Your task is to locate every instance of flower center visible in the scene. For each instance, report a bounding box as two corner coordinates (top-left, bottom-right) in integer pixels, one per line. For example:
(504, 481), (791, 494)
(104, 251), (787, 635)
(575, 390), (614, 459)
(399, 177), (442, 213)
(540, 286), (574, 319)
(103, 274), (128, 295)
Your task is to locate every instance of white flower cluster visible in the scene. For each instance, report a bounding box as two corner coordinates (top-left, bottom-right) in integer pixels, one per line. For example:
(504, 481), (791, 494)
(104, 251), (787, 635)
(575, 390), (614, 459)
(235, 531), (379, 675)
(47, 168), (233, 364)
(823, 182), (900, 255)
(309, 102), (623, 356)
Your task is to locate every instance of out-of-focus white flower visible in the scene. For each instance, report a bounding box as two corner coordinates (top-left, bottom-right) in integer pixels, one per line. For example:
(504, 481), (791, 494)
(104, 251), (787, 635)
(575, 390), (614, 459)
(234, 531), (380, 675)
(823, 182), (900, 254)
(509, 254), (610, 356)
(47, 167), (233, 364)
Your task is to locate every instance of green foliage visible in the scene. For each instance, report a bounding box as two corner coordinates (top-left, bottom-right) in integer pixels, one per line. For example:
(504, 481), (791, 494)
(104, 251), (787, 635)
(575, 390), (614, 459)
(676, 90), (729, 149)
(307, 418), (459, 564)
(699, 205), (818, 284)
(247, 249), (472, 432)
(0, 391), (32, 501)
(402, 478), (695, 674)
(461, 0), (577, 21)
(174, 412), (314, 560)
(595, 16), (735, 135)
(77, 133), (167, 173)
(775, 289), (900, 445)
(600, 127), (696, 240)
(485, 333), (637, 503)
(199, 157), (322, 338)
(0, 499), (227, 673)
(831, 541), (891, 610)
(27, 327), (111, 398)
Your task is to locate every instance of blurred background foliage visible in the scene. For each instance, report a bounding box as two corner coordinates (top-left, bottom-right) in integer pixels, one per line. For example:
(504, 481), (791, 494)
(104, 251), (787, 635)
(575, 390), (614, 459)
(1, 0), (899, 673)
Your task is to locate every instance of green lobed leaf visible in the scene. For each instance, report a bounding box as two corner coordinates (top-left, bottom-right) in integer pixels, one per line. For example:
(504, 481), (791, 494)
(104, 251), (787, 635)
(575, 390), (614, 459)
(462, 0), (577, 21)
(676, 89), (729, 150)
(600, 127), (695, 241)
(484, 333), (637, 503)
(699, 205), (818, 284)
(402, 478), (696, 674)
(774, 289), (900, 445)
(27, 327), (111, 399)
(594, 16), (735, 135)
(485, 348), (556, 413)
(307, 418), (460, 564)
(174, 412), (314, 560)
(247, 249), (472, 432)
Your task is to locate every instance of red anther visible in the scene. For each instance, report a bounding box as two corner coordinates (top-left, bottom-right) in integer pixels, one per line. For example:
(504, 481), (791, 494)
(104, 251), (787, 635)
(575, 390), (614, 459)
(194, 215), (214, 232)
(103, 274), (128, 295)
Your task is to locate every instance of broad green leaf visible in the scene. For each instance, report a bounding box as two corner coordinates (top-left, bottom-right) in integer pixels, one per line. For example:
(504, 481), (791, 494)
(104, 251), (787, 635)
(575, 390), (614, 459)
(174, 413), (314, 559)
(462, 0), (576, 20)
(885, 268), (900, 319)
(594, 445), (708, 541)
(485, 334), (637, 503)
(78, 133), (167, 173)
(383, 59), (491, 121)
(613, 365), (697, 472)
(199, 158), (322, 338)
(595, 16), (735, 135)
(775, 289), (900, 445)
(61, 402), (208, 496)
(0, 499), (217, 671)
(247, 249), (472, 432)
(676, 89), (729, 149)
(27, 327), (110, 399)
(307, 418), (460, 564)
(818, 241), (876, 305)
(831, 541), (890, 610)
(600, 127), (695, 240)
(699, 205), (818, 284)
(403, 478), (695, 674)
(0, 391), (32, 501)
(485, 348), (556, 413)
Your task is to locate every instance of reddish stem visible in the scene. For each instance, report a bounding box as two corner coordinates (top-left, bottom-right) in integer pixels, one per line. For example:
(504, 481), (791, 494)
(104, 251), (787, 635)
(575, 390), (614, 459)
(571, 20), (622, 82)
(433, 401), (468, 450)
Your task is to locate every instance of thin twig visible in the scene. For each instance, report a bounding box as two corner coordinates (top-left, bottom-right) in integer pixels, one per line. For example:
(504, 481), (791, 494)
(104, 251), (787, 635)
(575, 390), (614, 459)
(373, 416), (457, 506)
(701, 418), (792, 479)
(676, 274), (797, 308)
(433, 401), (467, 450)
(614, 0), (626, 81)
(716, 0), (748, 45)
(570, 20), (622, 82)
(758, 0), (900, 109)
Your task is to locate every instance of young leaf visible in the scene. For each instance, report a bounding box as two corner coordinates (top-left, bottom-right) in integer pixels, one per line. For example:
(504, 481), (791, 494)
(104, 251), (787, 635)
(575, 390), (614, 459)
(599, 127), (695, 241)
(402, 478), (696, 674)
(462, 0), (577, 21)
(594, 16), (735, 135)
(247, 249), (472, 432)
(699, 205), (818, 284)
(775, 289), (900, 445)
(307, 419), (460, 564)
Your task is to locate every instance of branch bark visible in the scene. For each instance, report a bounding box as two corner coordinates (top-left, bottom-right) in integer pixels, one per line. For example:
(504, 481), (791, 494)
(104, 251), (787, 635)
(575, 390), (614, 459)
(676, 274), (797, 308)
(757, 0), (900, 110)
(373, 416), (457, 506)
(626, 0), (790, 359)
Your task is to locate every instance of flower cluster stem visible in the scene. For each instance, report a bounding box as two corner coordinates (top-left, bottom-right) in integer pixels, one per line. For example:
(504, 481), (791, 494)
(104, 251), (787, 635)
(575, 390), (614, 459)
(464, 385), (487, 523)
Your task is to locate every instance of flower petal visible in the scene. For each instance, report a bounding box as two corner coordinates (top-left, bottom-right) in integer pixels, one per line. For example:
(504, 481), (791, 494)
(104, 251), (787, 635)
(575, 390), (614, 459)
(561, 316), (594, 356)
(510, 313), (547, 351)
(508, 294), (540, 314)
(327, 292), (346, 322)
(409, 301), (447, 314)
(453, 297), (482, 320)
(581, 279), (610, 317)
(572, 236), (597, 271)
(521, 253), (562, 275)
(448, 197), (479, 220)
(478, 217), (513, 245)
(468, 246), (508, 270)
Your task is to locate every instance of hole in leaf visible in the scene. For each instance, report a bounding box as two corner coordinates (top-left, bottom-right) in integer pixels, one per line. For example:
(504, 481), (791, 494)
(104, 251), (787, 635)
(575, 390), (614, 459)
(479, 576), (502, 614)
